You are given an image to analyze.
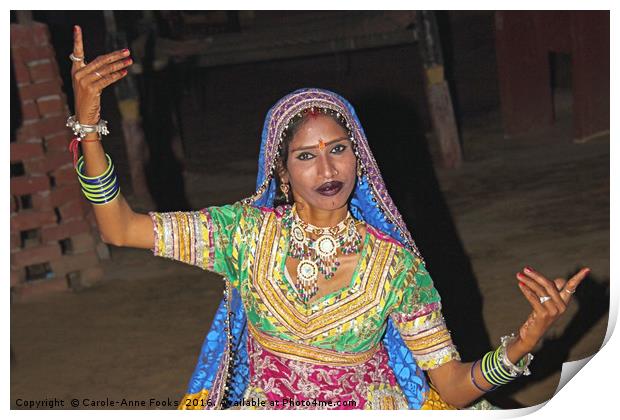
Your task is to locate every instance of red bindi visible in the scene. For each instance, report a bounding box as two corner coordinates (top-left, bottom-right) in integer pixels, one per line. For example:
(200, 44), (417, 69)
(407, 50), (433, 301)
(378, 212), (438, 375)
(307, 108), (319, 119)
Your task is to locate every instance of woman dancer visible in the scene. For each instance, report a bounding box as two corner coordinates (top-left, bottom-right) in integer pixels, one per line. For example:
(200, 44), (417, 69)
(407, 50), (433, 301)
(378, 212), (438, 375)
(68, 25), (589, 409)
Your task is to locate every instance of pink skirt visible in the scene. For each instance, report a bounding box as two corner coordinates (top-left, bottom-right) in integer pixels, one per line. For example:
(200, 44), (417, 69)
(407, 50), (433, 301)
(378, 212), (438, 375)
(237, 334), (409, 410)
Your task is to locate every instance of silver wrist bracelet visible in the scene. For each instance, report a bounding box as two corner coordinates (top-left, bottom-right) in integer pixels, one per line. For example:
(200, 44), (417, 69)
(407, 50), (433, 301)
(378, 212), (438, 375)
(498, 333), (534, 376)
(66, 115), (110, 139)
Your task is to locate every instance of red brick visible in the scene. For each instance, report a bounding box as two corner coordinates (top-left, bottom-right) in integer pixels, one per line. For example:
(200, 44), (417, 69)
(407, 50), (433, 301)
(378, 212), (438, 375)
(85, 210), (98, 226)
(95, 241), (111, 260)
(50, 249), (99, 275)
(10, 232), (21, 252)
(36, 115), (68, 136)
(81, 198), (93, 215)
(10, 24), (33, 48)
(32, 22), (50, 46)
(11, 243), (61, 268)
(12, 59), (31, 84)
(21, 100), (40, 121)
(11, 269), (24, 287)
(58, 199), (85, 221)
(10, 175), (50, 196)
(24, 157), (47, 175)
(40, 219), (91, 243)
(51, 164), (77, 186)
(76, 266), (105, 288)
(11, 195), (18, 213)
(68, 232), (96, 250)
(10, 142), (45, 162)
(29, 60), (57, 82)
(16, 126), (42, 143)
(37, 95), (65, 116)
(50, 184), (81, 207)
(31, 191), (52, 210)
(22, 157), (45, 175)
(11, 209), (56, 231)
(18, 79), (63, 101)
(11, 45), (56, 65)
(45, 132), (71, 152)
(17, 123), (47, 141)
(24, 152), (73, 175)
(17, 116), (67, 141)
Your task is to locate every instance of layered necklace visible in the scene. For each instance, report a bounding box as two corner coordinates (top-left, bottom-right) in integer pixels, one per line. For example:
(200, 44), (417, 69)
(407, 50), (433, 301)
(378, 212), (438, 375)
(287, 205), (362, 302)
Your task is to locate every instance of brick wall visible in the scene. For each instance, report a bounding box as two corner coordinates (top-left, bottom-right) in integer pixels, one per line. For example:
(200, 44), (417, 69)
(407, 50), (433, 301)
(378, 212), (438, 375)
(10, 21), (109, 300)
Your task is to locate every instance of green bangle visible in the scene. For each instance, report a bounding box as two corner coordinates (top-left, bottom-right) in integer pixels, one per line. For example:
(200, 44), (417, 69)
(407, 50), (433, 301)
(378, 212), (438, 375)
(78, 175), (117, 192)
(75, 154), (114, 181)
(81, 183), (121, 204)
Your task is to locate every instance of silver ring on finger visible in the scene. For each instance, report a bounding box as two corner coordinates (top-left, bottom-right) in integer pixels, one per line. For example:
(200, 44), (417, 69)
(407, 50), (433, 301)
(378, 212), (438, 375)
(95, 71), (103, 79)
(539, 295), (551, 304)
(565, 288), (576, 295)
(69, 53), (84, 62)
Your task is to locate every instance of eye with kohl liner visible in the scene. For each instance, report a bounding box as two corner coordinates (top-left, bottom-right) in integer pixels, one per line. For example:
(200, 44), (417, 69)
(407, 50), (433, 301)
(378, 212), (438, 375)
(296, 144), (347, 161)
(296, 152), (315, 161)
(331, 144), (347, 154)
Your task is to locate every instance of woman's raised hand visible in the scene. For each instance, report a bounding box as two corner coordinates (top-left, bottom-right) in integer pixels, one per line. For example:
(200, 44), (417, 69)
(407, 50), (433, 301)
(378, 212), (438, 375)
(516, 266), (590, 350)
(71, 25), (133, 125)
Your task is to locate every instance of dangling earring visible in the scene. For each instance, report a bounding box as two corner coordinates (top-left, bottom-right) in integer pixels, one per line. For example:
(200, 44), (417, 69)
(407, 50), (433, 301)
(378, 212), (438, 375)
(280, 182), (290, 201)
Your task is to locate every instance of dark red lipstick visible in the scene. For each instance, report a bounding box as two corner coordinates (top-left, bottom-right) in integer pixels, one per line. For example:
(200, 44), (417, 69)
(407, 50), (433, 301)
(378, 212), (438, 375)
(316, 181), (343, 196)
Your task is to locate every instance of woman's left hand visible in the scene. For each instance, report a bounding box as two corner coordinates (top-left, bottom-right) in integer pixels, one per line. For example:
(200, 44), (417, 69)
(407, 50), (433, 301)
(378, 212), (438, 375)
(516, 266), (590, 350)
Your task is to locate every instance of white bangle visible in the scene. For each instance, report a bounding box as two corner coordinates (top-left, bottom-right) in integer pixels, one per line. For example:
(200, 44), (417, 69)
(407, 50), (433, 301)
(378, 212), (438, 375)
(498, 333), (534, 376)
(66, 115), (110, 139)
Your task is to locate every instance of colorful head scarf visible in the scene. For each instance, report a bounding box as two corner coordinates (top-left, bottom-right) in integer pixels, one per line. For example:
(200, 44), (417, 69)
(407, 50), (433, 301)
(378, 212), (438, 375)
(182, 88), (430, 409)
(247, 88), (423, 261)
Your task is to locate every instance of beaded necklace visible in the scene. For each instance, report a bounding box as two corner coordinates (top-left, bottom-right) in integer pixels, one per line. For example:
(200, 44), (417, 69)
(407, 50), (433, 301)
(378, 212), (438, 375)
(287, 205), (362, 302)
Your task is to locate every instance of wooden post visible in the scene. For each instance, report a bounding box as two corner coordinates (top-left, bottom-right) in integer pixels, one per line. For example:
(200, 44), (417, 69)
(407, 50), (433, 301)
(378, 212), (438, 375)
(416, 11), (462, 169)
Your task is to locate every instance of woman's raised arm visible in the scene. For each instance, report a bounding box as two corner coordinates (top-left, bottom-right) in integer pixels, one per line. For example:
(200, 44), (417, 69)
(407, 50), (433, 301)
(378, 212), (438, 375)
(71, 25), (153, 249)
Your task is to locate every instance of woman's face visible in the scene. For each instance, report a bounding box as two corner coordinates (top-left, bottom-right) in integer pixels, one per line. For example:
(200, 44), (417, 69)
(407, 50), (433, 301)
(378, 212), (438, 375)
(283, 114), (357, 211)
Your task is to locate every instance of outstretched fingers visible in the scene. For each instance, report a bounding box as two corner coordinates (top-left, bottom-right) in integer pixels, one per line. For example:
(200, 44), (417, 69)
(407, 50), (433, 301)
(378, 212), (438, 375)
(560, 268), (590, 302)
(93, 68), (129, 91)
(81, 56), (132, 85)
(72, 25), (86, 73)
(518, 267), (566, 314)
(517, 281), (546, 314)
(74, 49), (131, 95)
(81, 49), (130, 75)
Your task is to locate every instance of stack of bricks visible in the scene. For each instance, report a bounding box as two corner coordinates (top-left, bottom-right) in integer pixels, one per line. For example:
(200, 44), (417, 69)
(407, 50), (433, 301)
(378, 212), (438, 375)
(10, 21), (109, 300)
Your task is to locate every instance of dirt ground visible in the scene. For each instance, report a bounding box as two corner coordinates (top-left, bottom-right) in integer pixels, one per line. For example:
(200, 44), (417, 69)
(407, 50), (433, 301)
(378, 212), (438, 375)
(10, 105), (609, 409)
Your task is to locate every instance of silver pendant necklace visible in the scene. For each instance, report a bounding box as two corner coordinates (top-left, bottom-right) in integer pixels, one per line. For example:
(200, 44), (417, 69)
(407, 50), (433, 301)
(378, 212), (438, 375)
(288, 205), (362, 302)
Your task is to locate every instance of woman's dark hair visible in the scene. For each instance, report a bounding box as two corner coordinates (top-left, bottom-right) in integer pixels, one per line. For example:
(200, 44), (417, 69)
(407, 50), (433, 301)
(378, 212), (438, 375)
(273, 108), (351, 207)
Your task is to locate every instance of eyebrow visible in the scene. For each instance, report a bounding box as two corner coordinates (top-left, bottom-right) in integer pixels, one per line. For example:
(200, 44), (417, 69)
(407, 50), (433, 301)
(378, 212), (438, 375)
(290, 136), (350, 153)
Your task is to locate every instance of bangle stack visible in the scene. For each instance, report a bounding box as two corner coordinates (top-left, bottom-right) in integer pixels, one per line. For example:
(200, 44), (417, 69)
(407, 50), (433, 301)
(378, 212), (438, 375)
(473, 333), (534, 391)
(75, 154), (120, 205)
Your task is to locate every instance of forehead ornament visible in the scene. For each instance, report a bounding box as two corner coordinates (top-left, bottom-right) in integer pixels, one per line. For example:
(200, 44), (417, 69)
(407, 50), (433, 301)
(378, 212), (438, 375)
(318, 139), (326, 151)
